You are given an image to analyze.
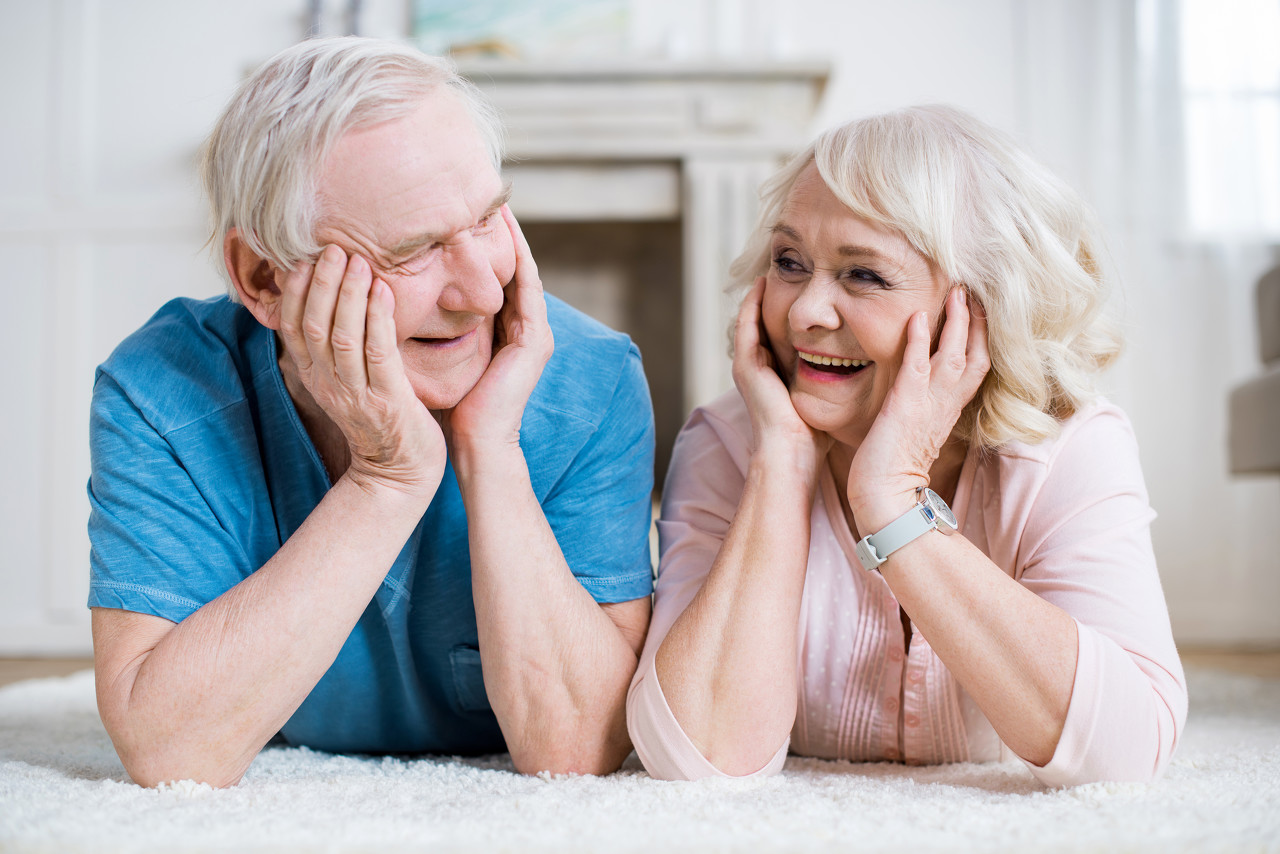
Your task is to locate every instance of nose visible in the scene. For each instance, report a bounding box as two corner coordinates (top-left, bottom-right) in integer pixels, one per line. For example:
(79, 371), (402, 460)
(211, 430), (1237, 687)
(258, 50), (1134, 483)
(788, 276), (842, 332)
(435, 233), (505, 318)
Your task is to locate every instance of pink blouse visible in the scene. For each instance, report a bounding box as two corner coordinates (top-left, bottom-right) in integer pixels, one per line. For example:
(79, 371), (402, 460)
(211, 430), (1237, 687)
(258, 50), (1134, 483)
(627, 391), (1187, 787)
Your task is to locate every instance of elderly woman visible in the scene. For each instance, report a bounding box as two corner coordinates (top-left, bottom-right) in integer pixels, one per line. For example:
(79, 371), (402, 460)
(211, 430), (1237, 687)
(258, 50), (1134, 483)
(627, 105), (1186, 788)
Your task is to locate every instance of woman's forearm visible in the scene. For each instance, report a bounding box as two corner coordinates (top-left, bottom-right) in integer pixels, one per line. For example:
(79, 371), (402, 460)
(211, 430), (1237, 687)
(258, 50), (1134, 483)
(653, 441), (817, 775)
(877, 532), (1077, 766)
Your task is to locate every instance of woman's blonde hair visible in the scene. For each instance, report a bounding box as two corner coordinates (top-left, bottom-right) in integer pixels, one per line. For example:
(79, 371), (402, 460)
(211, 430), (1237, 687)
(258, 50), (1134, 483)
(729, 105), (1122, 449)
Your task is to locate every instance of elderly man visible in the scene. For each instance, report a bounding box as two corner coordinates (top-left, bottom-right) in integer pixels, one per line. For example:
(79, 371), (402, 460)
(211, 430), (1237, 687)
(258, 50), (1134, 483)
(87, 37), (654, 788)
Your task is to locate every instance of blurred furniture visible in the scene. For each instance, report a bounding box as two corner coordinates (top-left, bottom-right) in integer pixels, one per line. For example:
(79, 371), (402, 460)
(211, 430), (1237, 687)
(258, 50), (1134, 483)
(1229, 264), (1280, 474)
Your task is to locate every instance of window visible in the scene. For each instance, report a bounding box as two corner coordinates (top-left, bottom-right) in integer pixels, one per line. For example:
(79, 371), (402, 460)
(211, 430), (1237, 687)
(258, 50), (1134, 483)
(1180, 0), (1280, 238)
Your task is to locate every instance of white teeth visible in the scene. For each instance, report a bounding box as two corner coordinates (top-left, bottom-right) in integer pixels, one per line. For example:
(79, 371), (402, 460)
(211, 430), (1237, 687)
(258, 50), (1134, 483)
(799, 352), (868, 369)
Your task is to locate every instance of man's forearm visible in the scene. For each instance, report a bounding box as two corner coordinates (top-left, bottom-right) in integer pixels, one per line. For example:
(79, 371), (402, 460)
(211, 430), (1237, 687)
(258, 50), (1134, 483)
(95, 473), (435, 788)
(452, 441), (642, 776)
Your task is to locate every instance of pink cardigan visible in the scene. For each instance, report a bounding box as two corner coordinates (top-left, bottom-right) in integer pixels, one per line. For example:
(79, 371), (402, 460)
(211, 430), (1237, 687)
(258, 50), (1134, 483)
(627, 391), (1187, 787)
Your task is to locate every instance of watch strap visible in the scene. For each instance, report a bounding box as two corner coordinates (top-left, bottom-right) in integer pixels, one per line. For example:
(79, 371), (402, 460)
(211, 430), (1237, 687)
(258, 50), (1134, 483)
(854, 501), (939, 571)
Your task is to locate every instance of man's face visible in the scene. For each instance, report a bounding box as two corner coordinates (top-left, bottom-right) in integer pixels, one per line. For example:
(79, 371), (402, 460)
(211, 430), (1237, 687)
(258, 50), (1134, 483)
(312, 91), (515, 410)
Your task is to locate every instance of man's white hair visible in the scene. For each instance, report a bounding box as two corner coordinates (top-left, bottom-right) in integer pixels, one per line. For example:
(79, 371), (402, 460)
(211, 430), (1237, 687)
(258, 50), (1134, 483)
(201, 36), (505, 294)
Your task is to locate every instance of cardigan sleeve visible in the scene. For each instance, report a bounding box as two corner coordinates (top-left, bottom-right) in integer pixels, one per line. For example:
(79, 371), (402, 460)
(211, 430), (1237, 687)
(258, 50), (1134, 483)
(626, 399), (790, 780)
(1004, 404), (1187, 786)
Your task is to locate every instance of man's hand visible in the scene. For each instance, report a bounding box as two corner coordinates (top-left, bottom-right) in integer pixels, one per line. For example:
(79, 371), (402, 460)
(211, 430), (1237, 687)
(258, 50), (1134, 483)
(276, 244), (446, 494)
(441, 206), (554, 450)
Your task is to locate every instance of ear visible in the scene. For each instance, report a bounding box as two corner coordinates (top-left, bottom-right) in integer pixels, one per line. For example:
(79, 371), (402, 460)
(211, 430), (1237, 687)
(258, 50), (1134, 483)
(224, 228), (285, 330)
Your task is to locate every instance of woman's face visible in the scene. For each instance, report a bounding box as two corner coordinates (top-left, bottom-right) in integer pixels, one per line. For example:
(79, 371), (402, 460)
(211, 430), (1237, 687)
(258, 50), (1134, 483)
(761, 164), (953, 449)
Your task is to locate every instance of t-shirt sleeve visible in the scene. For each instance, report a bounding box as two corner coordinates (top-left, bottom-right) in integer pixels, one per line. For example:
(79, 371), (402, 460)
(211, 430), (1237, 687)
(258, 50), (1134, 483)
(626, 402), (790, 780)
(541, 343), (655, 604)
(87, 370), (256, 624)
(1010, 406), (1187, 787)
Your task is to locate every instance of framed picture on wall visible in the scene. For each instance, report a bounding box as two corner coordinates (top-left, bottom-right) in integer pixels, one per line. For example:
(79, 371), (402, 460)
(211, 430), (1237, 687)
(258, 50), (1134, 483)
(411, 0), (628, 60)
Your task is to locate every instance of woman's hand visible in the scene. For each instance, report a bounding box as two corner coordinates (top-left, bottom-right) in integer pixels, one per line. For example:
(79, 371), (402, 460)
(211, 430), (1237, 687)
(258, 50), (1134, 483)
(442, 205), (554, 451)
(733, 277), (831, 474)
(847, 286), (990, 531)
(276, 244), (446, 495)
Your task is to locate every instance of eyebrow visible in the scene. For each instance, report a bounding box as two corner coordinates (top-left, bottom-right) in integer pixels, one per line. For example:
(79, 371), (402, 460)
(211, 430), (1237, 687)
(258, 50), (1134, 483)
(387, 183), (513, 260)
(769, 223), (889, 261)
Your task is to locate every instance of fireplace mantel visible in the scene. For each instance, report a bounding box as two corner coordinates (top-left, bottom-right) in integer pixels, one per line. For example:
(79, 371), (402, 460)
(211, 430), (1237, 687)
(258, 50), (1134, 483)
(459, 59), (829, 412)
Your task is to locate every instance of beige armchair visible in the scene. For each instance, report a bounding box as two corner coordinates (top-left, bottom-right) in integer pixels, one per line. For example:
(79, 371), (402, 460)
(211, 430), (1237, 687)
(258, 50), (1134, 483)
(1229, 265), (1280, 475)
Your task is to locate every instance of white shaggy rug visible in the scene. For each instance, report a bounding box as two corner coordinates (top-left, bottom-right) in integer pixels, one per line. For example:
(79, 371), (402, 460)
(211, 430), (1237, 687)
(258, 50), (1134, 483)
(1, 669), (1278, 853)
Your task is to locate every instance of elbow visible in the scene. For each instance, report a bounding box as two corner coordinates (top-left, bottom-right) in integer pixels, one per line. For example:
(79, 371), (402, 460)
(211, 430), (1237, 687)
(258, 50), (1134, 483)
(128, 760), (246, 791)
(102, 707), (250, 789)
(1029, 627), (1189, 788)
(111, 736), (249, 789)
(1045, 747), (1175, 788)
(1029, 691), (1185, 788)
(509, 734), (631, 777)
(505, 705), (633, 777)
(626, 684), (786, 782)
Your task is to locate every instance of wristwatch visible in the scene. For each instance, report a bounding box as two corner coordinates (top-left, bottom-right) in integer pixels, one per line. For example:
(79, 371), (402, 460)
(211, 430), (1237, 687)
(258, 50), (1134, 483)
(854, 487), (958, 571)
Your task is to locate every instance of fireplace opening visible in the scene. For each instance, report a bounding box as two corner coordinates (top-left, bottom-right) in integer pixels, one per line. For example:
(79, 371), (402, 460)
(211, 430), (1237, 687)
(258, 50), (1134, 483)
(523, 219), (685, 491)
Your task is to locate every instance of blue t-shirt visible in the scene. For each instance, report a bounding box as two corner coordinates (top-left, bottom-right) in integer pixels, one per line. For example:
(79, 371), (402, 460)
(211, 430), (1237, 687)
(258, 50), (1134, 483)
(87, 294), (655, 756)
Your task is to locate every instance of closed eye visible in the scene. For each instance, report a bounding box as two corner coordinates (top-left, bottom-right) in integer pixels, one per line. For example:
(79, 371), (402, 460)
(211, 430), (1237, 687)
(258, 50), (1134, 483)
(391, 244), (440, 275)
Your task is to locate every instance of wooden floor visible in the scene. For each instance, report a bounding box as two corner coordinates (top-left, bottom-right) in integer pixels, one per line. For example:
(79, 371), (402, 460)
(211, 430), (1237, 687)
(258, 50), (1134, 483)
(0, 658), (95, 688)
(2, 650), (1279, 690)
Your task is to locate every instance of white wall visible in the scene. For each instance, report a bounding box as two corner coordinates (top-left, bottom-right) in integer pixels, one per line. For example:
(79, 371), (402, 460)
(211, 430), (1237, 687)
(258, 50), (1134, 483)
(0, 0), (319, 653)
(1, 0), (1274, 653)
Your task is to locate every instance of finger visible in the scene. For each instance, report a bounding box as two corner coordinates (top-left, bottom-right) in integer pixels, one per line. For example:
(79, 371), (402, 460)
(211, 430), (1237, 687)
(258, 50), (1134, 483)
(733, 278), (766, 364)
(959, 295), (991, 394)
(872, 310), (933, 452)
(277, 261), (317, 374)
(500, 207), (553, 369)
(501, 204), (543, 297)
(932, 286), (970, 379)
(902, 310), (932, 383)
(364, 278), (404, 398)
(301, 244), (348, 375)
(330, 253), (374, 391)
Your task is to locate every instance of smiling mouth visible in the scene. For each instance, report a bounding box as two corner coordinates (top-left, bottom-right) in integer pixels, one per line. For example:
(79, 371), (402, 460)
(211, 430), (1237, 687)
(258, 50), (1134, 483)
(411, 330), (474, 346)
(798, 351), (871, 375)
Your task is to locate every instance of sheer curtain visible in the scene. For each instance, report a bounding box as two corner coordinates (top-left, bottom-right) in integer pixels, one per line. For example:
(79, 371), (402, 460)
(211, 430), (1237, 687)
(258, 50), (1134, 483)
(1018, 0), (1280, 645)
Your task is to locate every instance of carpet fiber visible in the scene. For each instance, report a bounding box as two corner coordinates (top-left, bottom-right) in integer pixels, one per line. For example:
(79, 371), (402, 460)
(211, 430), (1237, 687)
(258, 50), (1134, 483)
(2, 668), (1278, 853)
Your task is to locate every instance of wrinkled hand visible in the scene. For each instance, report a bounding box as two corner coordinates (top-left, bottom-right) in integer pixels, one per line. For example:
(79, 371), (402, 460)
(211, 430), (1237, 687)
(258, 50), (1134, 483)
(277, 244), (446, 494)
(847, 286), (990, 532)
(733, 277), (831, 474)
(443, 206), (554, 450)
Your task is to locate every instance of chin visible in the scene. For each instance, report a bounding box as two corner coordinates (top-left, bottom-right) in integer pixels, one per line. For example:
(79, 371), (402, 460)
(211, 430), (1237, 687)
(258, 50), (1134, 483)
(790, 392), (867, 443)
(411, 372), (485, 412)
(790, 392), (840, 430)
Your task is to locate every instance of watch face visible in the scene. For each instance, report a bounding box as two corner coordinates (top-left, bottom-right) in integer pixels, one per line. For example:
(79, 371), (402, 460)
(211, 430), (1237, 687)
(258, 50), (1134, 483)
(922, 488), (958, 531)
